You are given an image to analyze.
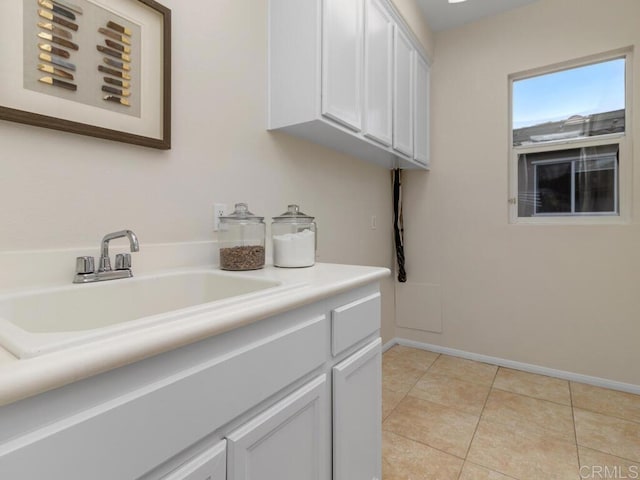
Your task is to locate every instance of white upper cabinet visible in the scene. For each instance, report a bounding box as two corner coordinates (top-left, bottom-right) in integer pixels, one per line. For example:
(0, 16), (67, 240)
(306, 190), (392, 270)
(363, 0), (393, 146)
(268, 0), (429, 170)
(414, 54), (430, 166)
(393, 27), (414, 158)
(322, 0), (364, 132)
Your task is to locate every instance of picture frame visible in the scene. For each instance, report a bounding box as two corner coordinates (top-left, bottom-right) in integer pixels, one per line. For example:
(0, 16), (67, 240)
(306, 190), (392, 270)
(0, 0), (171, 149)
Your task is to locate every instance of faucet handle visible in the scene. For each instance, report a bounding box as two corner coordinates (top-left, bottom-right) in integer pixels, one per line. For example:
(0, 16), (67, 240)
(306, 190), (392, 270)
(98, 255), (111, 272)
(115, 253), (131, 270)
(76, 256), (95, 274)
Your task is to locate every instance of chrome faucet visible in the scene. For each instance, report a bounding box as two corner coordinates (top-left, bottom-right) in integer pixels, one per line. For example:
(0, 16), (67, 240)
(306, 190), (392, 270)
(74, 230), (140, 284)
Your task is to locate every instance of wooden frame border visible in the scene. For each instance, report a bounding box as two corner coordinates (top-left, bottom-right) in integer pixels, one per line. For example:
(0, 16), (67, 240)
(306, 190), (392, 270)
(0, 0), (171, 149)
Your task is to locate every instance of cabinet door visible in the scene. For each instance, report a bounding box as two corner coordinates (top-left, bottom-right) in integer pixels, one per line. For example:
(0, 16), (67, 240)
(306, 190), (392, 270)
(322, 0), (363, 132)
(333, 338), (382, 480)
(227, 375), (329, 480)
(393, 27), (414, 157)
(363, 0), (393, 146)
(414, 54), (430, 166)
(161, 441), (226, 480)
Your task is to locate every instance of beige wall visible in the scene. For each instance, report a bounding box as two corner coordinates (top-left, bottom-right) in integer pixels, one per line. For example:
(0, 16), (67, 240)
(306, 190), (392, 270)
(400, 0), (640, 384)
(0, 1), (396, 339)
(9, 0), (632, 383)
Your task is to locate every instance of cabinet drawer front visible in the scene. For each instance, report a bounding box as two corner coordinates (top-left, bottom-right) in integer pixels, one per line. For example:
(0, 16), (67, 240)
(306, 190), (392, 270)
(0, 315), (327, 480)
(331, 292), (380, 356)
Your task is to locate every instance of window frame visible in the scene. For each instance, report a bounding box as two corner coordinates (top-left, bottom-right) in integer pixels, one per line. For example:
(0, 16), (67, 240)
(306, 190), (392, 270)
(508, 49), (633, 225)
(530, 143), (619, 217)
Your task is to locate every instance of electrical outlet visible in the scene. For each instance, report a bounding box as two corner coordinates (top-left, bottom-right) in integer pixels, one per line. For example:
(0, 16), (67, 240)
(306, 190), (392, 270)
(213, 203), (226, 231)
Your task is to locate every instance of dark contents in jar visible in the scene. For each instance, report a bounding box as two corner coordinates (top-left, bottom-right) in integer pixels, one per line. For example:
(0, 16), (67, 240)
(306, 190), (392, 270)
(220, 245), (265, 271)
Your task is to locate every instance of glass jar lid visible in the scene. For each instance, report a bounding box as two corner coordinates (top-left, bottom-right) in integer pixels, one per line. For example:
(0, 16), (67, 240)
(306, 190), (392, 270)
(272, 204), (315, 222)
(220, 203), (264, 223)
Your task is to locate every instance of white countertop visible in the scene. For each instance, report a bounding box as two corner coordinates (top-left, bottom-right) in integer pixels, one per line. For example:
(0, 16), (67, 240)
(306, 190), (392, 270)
(0, 263), (389, 407)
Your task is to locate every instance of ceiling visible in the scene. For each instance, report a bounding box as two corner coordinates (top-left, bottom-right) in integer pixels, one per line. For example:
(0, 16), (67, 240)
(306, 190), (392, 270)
(416, 0), (540, 32)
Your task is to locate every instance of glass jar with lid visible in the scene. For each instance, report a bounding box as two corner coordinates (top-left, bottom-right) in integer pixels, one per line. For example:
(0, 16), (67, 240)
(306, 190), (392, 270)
(271, 204), (316, 268)
(219, 203), (265, 270)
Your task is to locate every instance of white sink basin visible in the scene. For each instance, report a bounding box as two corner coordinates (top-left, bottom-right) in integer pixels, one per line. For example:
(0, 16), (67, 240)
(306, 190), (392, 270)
(0, 270), (294, 358)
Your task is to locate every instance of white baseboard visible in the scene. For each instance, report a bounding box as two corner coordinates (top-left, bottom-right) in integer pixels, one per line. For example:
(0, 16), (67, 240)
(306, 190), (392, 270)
(384, 337), (640, 396)
(382, 339), (397, 353)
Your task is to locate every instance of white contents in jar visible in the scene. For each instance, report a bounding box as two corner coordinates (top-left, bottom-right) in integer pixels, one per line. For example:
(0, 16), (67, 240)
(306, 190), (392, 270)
(273, 229), (315, 267)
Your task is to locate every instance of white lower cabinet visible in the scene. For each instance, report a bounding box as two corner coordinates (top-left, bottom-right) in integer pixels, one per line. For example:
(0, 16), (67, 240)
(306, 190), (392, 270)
(162, 441), (226, 480)
(332, 338), (382, 480)
(0, 283), (382, 480)
(227, 375), (329, 480)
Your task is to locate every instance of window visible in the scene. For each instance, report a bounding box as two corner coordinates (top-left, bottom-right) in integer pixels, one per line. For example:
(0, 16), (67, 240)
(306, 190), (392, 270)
(520, 145), (618, 216)
(510, 52), (630, 223)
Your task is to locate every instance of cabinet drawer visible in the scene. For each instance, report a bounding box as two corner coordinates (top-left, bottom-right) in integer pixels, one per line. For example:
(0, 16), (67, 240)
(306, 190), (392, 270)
(331, 293), (380, 356)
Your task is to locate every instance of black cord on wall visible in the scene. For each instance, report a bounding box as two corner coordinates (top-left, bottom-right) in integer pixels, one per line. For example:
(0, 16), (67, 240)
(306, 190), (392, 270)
(393, 168), (407, 282)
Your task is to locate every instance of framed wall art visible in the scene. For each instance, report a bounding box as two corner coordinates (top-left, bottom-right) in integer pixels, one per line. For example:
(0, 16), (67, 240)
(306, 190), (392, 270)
(0, 0), (171, 149)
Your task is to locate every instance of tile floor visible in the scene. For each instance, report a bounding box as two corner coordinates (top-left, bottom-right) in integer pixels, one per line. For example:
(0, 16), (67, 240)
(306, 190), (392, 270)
(382, 345), (640, 480)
